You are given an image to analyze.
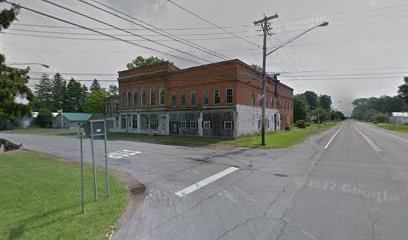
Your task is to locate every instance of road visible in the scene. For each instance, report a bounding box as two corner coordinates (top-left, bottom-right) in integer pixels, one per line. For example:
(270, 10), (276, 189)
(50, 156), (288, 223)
(1, 121), (408, 240)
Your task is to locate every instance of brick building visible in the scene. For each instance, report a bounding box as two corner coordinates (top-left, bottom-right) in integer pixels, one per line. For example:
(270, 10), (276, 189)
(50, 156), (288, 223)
(107, 59), (293, 138)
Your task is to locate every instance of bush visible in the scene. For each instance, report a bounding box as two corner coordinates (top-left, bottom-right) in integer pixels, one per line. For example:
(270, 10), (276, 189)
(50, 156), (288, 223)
(369, 112), (389, 123)
(295, 120), (306, 129)
(35, 108), (53, 128)
(284, 124), (291, 131)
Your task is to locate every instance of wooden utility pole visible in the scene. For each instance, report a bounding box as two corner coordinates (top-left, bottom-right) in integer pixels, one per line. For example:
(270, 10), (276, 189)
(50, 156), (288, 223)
(254, 14), (278, 146)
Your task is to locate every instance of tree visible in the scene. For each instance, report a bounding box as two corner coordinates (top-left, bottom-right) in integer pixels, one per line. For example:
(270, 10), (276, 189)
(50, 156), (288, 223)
(303, 91), (319, 110)
(331, 110), (346, 120)
(107, 84), (119, 97)
(34, 73), (53, 110)
(398, 77), (408, 104)
(65, 78), (87, 112)
(90, 79), (102, 92)
(250, 64), (262, 73)
(293, 94), (308, 122)
(35, 108), (53, 128)
(0, 6), (34, 129)
(318, 94), (332, 110)
(312, 107), (330, 123)
(51, 73), (66, 111)
(83, 90), (107, 114)
(126, 56), (172, 69)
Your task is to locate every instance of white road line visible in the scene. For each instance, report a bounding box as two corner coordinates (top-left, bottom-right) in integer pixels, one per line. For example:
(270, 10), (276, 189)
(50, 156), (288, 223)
(324, 124), (344, 149)
(362, 124), (408, 144)
(175, 167), (239, 197)
(353, 125), (382, 152)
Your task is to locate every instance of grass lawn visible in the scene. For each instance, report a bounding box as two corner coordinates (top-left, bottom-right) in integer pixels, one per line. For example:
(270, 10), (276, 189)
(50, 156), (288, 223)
(374, 123), (408, 133)
(225, 122), (338, 149)
(0, 151), (128, 240)
(2, 128), (77, 136)
(109, 122), (339, 149)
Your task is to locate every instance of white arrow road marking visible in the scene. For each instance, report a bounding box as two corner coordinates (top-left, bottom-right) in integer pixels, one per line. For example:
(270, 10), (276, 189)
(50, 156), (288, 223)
(175, 167), (239, 197)
(108, 150), (143, 159)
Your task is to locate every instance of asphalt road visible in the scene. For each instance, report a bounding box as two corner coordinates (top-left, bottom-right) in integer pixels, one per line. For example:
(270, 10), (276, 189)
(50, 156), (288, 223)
(1, 121), (408, 240)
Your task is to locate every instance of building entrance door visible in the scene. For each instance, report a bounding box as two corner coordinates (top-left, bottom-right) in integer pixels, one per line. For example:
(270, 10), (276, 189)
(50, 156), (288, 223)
(170, 121), (179, 135)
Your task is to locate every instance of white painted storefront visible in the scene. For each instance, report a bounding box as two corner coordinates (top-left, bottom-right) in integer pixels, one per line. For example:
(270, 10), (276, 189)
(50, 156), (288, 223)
(110, 105), (280, 138)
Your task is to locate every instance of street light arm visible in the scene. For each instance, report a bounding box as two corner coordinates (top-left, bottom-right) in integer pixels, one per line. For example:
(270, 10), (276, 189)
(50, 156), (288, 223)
(8, 63), (50, 68)
(266, 22), (328, 56)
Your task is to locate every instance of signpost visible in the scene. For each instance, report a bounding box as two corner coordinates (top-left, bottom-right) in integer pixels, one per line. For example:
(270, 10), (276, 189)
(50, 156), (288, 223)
(79, 126), (85, 213)
(79, 119), (110, 213)
(89, 119), (110, 201)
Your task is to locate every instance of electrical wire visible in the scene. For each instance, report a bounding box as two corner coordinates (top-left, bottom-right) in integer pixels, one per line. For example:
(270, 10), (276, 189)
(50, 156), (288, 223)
(166, 0), (260, 48)
(79, 0), (231, 61)
(38, 0), (213, 64)
(3, 0), (202, 65)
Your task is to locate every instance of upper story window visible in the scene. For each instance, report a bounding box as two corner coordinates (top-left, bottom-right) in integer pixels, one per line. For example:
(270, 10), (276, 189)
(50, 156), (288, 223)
(252, 93), (255, 106)
(150, 88), (155, 106)
(191, 92), (196, 106)
(127, 91), (132, 107)
(226, 88), (233, 104)
(121, 92), (126, 108)
(159, 87), (164, 105)
(133, 90), (138, 107)
(214, 89), (220, 104)
(203, 90), (209, 105)
(171, 94), (176, 107)
(181, 94), (186, 106)
(141, 89), (146, 106)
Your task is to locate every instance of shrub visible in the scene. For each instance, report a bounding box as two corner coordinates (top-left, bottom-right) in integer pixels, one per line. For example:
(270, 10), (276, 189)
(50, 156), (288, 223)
(369, 113), (389, 123)
(35, 108), (53, 128)
(295, 120), (306, 129)
(284, 124), (291, 131)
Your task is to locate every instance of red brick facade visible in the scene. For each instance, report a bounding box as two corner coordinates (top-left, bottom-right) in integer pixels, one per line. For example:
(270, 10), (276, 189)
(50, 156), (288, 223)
(117, 60), (293, 129)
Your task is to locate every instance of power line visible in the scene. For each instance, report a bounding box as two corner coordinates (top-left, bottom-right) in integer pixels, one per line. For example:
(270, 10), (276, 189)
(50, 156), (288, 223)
(7, 27), (259, 37)
(166, 0), (261, 48)
(38, 0), (213, 64)
(1, 31), (254, 42)
(281, 72), (408, 77)
(79, 0), (231, 61)
(13, 23), (253, 31)
(70, 0), (273, 85)
(3, 1), (202, 65)
(281, 76), (403, 81)
(280, 66), (408, 73)
(3, 47), (260, 54)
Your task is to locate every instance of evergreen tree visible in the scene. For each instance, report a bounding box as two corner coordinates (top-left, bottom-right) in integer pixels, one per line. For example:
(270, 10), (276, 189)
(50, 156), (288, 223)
(34, 73), (53, 110)
(107, 84), (119, 97)
(51, 73), (66, 111)
(398, 77), (408, 104)
(90, 79), (102, 92)
(0, 6), (34, 129)
(66, 78), (87, 112)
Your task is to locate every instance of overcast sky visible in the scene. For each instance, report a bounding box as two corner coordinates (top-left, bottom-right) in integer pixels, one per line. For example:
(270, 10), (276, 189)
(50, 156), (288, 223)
(1, 0), (408, 114)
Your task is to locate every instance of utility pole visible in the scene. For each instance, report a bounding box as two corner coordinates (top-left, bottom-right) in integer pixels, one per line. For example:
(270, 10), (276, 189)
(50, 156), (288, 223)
(254, 14), (278, 146)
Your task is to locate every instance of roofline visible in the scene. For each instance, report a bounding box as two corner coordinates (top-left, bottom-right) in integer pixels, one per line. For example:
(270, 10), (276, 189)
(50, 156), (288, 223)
(116, 59), (294, 91)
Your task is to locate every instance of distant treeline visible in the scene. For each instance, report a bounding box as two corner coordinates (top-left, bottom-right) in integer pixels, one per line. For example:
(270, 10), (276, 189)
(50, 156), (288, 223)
(351, 77), (408, 122)
(294, 91), (346, 123)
